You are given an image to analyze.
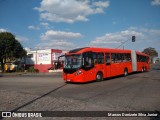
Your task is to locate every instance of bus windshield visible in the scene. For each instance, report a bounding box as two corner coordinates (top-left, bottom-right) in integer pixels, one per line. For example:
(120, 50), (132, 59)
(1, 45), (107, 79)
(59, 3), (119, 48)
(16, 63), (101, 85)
(64, 54), (82, 69)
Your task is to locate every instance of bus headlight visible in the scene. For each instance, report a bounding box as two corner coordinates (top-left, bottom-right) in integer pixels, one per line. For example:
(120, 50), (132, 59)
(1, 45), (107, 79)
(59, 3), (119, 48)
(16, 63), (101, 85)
(75, 70), (82, 76)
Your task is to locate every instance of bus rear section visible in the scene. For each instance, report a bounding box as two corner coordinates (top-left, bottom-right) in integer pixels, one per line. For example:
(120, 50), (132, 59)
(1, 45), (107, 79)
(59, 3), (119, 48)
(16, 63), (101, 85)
(131, 50), (150, 72)
(136, 51), (150, 72)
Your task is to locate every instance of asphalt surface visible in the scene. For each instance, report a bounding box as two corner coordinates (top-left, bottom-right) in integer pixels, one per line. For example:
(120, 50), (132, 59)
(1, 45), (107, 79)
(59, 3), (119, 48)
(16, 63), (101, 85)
(0, 63), (160, 120)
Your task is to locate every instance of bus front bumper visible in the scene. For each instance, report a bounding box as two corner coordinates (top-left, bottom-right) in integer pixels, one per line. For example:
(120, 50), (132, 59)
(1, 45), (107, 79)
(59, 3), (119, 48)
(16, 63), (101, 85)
(63, 72), (84, 83)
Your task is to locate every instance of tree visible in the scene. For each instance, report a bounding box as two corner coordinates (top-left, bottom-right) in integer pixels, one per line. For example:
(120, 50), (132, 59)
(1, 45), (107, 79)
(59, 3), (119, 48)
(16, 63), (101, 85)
(142, 47), (158, 63)
(0, 32), (26, 72)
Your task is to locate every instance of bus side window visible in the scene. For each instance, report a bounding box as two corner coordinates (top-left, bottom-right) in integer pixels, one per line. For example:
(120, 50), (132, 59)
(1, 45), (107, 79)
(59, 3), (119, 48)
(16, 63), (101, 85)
(93, 52), (97, 64)
(122, 54), (124, 62)
(117, 53), (122, 63)
(127, 54), (131, 62)
(111, 53), (115, 63)
(142, 56), (144, 62)
(120, 53), (124, 62)
(114, 54), (118, 63)
(123, 54), (127, 62)
(97, 53), (104, 64)
(106, 53), (110, 65)
(83, 52), (93, 67)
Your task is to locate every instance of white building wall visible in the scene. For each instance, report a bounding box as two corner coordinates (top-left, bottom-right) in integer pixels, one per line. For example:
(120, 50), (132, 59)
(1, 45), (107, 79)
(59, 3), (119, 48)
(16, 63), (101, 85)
(37, 49), (51, 64)
(25, 49), (66, 72)
(52, 52), (63, 61)
(25, 49), (68, 65)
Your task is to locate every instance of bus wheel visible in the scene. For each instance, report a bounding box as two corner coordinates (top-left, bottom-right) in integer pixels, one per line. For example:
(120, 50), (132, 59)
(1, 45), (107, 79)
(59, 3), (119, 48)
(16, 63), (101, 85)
(143, 67), (146, 72)
(141, 67), (144, 72)
(96, 72), (103, 82)
(124, 69), (128, 77)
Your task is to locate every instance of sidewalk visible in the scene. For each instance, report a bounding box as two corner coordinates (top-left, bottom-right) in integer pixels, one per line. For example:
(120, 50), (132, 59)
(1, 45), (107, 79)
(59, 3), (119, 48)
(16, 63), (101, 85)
(0, 70), (63, 77)
(48, 69), (63, 72)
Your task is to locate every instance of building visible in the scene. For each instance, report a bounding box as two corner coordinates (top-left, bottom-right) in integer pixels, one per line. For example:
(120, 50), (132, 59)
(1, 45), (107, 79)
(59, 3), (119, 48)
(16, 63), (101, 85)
(25, 49), (66, 72)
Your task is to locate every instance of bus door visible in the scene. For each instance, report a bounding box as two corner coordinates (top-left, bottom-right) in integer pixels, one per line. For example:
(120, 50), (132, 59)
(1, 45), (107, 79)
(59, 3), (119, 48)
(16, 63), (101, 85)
(83, 51), (95, 81)
(110, 53), (118, 76)
(93, 52), (105, 78)
(105, 53), (111, 77)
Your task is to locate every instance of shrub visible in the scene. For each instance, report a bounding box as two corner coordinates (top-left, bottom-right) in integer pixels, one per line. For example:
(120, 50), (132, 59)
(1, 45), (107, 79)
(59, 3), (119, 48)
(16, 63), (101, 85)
(27, 66), (39, 73)
(16, 67), (24, 72)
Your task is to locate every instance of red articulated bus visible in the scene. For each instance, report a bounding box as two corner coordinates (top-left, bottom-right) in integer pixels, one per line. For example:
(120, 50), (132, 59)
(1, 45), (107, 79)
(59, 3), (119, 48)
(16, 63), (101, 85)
(63, 47), (150, 83)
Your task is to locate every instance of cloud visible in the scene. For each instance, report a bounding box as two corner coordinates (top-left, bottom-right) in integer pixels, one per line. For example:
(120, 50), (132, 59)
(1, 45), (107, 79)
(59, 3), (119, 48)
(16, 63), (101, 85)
(90, 28), (144, 47)
(139, 28), (160, 35)
(28, 23), (50, 30)
(40, 22), (50, 29)
(24, 47), (32, 52)
(0, 28), (7, 32)
(36, 30), (83, 50)
(151, 0), (160, 5)
(89, 27), (160, 55)
(35, 0), (109, 23)
(40, 22), (49, 26)
(41, 30), (83, 40)
(28, 25), (40, 30)
(36, 40), (75, 50)
(93, 1), (110, 8)
(16, 36), (29, 43)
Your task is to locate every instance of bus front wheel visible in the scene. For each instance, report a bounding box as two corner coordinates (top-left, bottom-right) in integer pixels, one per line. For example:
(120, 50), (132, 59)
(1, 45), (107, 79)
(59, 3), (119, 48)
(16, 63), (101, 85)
(96, 72), (103, 82)
(143, 67), (146, 72)
(142, 67), (144, 72)
(124, 69), (128, 77)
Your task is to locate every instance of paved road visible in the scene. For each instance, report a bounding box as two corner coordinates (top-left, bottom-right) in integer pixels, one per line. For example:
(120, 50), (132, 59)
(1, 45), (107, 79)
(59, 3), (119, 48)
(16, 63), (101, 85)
(0, 63), (160, 120)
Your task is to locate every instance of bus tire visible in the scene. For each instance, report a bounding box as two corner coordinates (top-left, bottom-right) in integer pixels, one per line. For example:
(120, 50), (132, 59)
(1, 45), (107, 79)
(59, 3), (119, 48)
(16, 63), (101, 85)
(142, 67), (144, 72)
(96, 72), (103, 82)
(143, 67), (146, 72)
(124, 68), (128, 77)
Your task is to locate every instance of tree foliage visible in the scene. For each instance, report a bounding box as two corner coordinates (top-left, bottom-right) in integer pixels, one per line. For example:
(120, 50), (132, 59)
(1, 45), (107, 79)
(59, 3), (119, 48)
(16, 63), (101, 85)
(142, 47), (158, 63)
(0, 32), (26, 71)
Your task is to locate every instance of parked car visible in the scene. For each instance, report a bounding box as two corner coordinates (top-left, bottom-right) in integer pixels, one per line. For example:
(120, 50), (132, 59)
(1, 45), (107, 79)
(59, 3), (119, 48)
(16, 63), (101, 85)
(5, 62), (18, 72)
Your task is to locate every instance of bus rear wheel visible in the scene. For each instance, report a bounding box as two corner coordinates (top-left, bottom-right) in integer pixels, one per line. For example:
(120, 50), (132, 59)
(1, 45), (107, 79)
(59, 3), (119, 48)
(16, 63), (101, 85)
(124, 69), (128, 77)
(96, 72), (103, 82)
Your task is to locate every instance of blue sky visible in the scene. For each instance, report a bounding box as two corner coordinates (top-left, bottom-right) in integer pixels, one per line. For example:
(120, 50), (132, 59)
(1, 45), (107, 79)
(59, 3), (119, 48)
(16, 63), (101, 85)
(0, 0), (160, 56)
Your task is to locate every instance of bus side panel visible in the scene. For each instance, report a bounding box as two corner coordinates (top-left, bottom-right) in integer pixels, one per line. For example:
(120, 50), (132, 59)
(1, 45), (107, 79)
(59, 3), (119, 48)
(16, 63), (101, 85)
(137, 62), (141, 72)
(104, 64), (111, 78)
(83, 68), (97, 82)
(126, 62), (132, 73)
(120, 62), (132, 74)
(110, 63), (119, 77)
(120, 62), (132, 75)
(94, 64), (105, 79)
(137, 62), (147, 72)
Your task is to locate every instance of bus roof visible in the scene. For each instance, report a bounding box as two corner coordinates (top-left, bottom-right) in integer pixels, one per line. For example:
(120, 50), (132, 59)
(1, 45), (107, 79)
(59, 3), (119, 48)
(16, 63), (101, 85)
(66, 47), (149, 57)
(68, 47), (131, 54)
(136, 51), (149, 57)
